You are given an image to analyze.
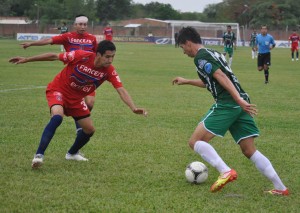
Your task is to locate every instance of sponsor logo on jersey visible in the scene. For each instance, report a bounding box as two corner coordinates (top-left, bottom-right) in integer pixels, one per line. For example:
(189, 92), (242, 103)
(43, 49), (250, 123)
(197, 59), (207, 69)
(77, 65), (105, 78)
(53, 92), (62, 101)
(63, 51), (75, 62)
(70, 38), (93, 44)
(204, 63), (212, 74)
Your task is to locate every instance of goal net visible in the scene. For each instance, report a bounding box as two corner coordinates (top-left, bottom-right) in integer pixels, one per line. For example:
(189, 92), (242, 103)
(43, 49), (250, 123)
(167, 20), (241, 46)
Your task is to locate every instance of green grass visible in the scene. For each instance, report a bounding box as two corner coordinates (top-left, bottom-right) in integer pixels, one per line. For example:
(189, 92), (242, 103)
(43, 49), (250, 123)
(0, 40), (299, 212)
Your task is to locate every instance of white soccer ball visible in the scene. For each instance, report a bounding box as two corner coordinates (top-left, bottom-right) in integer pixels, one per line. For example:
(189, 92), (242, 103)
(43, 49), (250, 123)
(185, 161), (208, 184)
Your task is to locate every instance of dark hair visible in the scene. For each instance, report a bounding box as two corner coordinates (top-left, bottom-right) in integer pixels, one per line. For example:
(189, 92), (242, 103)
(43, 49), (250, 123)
(97, 40), (116, 55)
(227, 25), (231, 28)
(75, 14), (87, 18)
(177, 27), (202, 45)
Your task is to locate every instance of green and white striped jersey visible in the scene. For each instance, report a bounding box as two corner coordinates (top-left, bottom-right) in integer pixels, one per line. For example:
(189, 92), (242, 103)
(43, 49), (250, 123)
(194, 48), (249, 104)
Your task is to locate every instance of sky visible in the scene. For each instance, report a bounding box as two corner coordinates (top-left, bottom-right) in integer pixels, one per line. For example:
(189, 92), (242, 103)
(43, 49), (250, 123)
(132, 0), (223, 13)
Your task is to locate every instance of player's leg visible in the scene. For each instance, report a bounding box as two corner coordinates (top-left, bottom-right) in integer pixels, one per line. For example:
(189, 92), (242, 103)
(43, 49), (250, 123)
(239, 137), (289, 195)
(191, 105), (238, 192)
(223, 47), (227, 57)
(291, 48), (294, 61)
(190, 123), (231, 174)
(74, 94), (95, 133)
(66, 116), (95, 161)
(257, 53), (264, 72)
(263, 53), (271, 84)
(32, 105), (64, 168)
(84, 95), (95, 111)
(228, 49), (233, 67)
(251, 46), (255, 59)
(296, 46), (299, 60)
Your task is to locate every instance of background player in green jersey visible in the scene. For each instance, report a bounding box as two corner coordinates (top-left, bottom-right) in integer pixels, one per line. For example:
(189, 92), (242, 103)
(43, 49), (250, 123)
(172, 27), (289, 196)
(52, 22), (68, 52)
(222, 25), (236, 67)
(249, 29), (258, 59)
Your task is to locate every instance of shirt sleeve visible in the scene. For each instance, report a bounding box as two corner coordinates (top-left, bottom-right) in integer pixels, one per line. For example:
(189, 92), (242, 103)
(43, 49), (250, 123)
(52, 33), (68, 45)
(107, 67), (123, 88)
(58, 50), (91, 64)
(271, 36), (275, 45)
(233, 33), (236, 41)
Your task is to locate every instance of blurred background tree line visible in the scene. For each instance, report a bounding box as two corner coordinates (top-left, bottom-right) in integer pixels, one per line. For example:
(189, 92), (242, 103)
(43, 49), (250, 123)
(1, 0), (300, 29)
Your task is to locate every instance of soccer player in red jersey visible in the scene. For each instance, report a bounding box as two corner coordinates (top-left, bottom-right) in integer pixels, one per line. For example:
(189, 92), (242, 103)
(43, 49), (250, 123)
(288, 29), (300, 61)
(9, 40), (147, 168)
(20, 15), (98, 132)
(103, 24), (113, 41)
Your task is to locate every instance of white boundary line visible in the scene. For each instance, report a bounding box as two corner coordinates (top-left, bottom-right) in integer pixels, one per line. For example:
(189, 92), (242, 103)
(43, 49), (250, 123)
(0, 86), (46, 93)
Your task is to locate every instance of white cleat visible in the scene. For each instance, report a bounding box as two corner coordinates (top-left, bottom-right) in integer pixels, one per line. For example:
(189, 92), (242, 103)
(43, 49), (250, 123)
(65, 152), (88, 161)
(32, 154), (44, 169)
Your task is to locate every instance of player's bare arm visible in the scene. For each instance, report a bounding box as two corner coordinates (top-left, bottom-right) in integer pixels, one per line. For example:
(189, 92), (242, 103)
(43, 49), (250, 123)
(20, 38), (53, 49)
(116, 87), (148, 116)
(9, 53), (59, 64)
(213, 69), (257, 116)
(172, 77), (205, 88)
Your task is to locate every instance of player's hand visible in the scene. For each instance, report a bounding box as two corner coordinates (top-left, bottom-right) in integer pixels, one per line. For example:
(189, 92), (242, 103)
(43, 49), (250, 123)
(133, 108), (148, 117)
(237, 98), (258, 117)
(172, 77), (187, 85)
(9, 57), (27, 64)
(20, 43), (30, 49)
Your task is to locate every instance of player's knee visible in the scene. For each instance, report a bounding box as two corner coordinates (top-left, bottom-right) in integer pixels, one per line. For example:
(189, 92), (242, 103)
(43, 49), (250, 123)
(263, 65), (269, 70)
(83, 126), (95, 135)
(257, 67), (263, 71)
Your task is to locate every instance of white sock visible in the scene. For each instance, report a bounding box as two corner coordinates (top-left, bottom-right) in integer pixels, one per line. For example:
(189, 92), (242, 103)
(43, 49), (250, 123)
(194, 141), (231, 174)
(250, 150), (286, 190)
(252, 50), (254, 59)
(228, 57), (233, 67)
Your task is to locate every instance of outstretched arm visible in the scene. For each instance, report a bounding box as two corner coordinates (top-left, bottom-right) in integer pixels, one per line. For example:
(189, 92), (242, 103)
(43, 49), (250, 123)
(20, 38), (53, 49)
(172, 77), (206, 88)
(213, 69), (257, 116)
(9, 53), (59, 64)
(116, 87), (148, 116)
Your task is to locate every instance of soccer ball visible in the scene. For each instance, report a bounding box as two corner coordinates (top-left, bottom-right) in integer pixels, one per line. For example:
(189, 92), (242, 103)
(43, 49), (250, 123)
(185, 161), (208, 184)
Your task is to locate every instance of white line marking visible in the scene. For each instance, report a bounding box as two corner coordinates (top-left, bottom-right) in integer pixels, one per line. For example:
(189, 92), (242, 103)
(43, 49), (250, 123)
(0, 86), (46, 92)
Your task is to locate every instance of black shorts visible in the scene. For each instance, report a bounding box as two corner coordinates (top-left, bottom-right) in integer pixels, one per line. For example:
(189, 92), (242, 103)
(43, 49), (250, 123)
(257, 52), (271, 67)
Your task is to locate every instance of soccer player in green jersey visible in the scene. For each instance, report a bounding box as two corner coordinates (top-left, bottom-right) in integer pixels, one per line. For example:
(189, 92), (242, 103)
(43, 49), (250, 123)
(222, 25), (236, 67)
(249, 29), (258, 59)
(172, 27), (289, 196)
(52, 22), (69, 52)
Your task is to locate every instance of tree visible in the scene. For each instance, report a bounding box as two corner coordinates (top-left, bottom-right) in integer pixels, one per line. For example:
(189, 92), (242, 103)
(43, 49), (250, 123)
(96, 0), (132, 24)
(144, 2), (180, 20)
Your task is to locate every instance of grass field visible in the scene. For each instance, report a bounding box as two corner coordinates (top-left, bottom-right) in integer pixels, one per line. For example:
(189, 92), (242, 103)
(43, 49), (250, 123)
(0, 40), (299, 212)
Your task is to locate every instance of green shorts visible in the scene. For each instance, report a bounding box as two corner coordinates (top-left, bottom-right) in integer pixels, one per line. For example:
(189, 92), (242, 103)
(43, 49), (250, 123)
(223, 47), (233, 56)
(200, 103), (259, 143)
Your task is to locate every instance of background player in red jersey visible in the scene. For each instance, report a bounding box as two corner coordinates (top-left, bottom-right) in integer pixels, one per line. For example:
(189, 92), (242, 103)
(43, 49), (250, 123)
(288, 29), (300, 61)
(9, 40), (147, 168)
(103, 24), (113, 41)
(20, 15), (98, 132)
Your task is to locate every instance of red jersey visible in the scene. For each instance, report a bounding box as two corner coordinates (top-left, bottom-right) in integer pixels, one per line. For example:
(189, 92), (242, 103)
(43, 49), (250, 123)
(47, 50), (123, 101)
(288, 33), (300, 45)
(103, 27), (113, 41)
(52, 32), (97, 52)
